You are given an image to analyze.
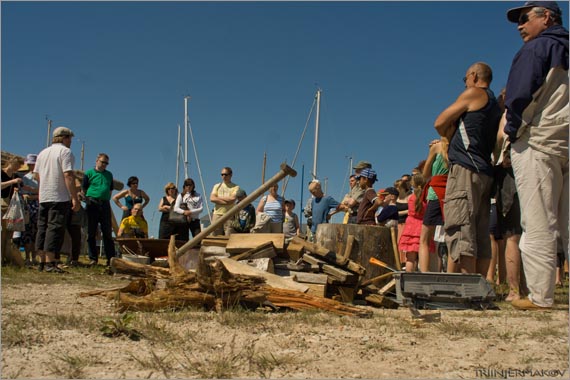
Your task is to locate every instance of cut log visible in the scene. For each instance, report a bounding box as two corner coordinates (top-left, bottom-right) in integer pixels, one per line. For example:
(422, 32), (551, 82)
(225, 233), (284, 254)
(168, 236), (186, 278)
(218, 257), (308, 293)
(265, 288), (372, 318)
(285, 239), (305, 261)
(231, 242), (277, 261)
(116, 288), (216, 313)
(290, 236), (365, 275)
(110, 258), (171, 278)
(178, 248), (201, 271)
(314, 224), (395, 283)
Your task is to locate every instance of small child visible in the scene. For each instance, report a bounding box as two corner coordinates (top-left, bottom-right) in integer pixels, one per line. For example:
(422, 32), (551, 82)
(283, 199), (300, 239)
(231, 189), (256, 233)
(398, 174), (426, 272)
(376, 187), (399, 228)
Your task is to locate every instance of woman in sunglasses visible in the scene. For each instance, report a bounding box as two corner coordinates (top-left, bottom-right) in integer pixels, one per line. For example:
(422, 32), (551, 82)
(113, 176), (150, 220)
(173, 178), (203, 239)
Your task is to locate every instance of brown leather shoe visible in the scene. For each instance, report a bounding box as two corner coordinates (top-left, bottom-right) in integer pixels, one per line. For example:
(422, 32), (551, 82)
(512, 298), (552, 310)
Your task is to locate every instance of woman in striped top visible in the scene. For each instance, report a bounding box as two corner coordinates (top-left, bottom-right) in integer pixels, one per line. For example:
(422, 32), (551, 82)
(256, 183), (285, 233)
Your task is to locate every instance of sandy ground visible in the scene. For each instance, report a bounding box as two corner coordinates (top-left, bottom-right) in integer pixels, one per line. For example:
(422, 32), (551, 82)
(1, 267), (569, 379)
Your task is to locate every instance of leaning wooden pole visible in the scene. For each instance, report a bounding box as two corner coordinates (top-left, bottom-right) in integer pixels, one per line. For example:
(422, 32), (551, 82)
(176, 163), (297, 256)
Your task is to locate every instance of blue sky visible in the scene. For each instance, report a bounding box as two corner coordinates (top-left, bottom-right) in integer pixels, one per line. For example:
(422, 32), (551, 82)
(3, 1), (568, 237)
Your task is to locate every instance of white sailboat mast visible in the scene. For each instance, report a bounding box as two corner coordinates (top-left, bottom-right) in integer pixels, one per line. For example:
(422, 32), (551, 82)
(184, 96), (191, 179)
(312, 88), (321, 180)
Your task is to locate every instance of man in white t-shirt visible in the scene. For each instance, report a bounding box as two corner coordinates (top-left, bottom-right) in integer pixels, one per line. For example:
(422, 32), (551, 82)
(34, 126), (80, 273)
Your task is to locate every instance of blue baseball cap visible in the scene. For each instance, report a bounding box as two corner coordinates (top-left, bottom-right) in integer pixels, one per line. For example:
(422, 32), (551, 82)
(357, 168), (377, 183)
(507, 1), (562, 23)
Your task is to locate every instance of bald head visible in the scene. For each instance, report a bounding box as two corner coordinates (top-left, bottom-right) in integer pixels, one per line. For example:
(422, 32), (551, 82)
(469, 62), (493, 85)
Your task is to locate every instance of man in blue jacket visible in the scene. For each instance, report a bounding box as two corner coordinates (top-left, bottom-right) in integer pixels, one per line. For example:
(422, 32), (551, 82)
(504, 1), (568, 310)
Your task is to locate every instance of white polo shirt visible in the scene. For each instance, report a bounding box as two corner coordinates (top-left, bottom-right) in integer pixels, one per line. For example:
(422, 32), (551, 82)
(34, 143), (75, 203)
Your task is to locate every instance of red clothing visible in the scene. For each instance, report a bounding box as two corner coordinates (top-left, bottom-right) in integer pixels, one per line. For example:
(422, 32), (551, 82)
(398, 194), (435, 253)
(420, 174), (448, 220)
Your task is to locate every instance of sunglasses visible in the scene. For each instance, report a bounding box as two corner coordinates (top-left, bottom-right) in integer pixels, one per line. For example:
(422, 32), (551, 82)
(100, 161), (109, 165)
(221, 173), (231, 176)
(462, 72), (474, 83)
(518, 12), (536, 25)
(168, 187), (176, 190)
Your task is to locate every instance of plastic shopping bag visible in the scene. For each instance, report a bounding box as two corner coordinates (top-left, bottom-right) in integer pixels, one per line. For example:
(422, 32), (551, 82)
(2, 192), (26, 231)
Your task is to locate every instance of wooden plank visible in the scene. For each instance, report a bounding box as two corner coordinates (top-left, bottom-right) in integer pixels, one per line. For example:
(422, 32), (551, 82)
(226, 233), (284, 254)
(304, 283), (326, 298)
(231, 242), (276, 261)
(322, 265), (357, 283)
(201, 239), (229, 248)
(301, 253), (326, 268)
(199, 245), (229, 257)
(378, 279), (396, 295)
(218, 257), (308, 293)
(289, 271), (328, 285)
(303, 254), (356, 283)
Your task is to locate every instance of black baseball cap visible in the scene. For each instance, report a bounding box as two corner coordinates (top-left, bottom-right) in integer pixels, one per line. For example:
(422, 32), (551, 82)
(507, 1), (562, 23)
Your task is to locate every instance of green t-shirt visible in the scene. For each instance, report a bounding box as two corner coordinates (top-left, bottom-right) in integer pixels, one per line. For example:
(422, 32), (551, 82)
(84, 168), (113, 200)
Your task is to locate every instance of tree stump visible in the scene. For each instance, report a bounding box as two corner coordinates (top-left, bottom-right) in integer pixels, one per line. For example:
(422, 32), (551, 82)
(315, 224), (396, 283)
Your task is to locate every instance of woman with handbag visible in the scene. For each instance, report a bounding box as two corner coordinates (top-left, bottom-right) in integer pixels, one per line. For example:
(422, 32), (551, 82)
(157, 182), (188, 240)
(1, 156), (24, 265)
(173, 178), (203, 239)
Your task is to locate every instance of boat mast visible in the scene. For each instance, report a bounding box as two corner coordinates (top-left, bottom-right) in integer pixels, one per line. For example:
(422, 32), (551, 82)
(46, 117), (52, 147)
(262, 152), (267, 184)
(176, 124), (181, 187)
(312, 89), (321, 180)
(184, 96), (190, 179)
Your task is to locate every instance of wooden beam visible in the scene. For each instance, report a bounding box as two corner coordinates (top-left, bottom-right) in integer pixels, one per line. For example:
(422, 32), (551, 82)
(218, 258), (308, 293)
(226, 233), (284, 254)
(302, 254), (357, 283)
(378, 279), (396, 295)
(230, 241), (276, 261)
(289, 271), (328, 285)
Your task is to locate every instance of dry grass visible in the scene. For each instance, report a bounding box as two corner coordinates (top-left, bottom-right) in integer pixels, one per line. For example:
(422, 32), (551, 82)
(1, 261), (568, 379)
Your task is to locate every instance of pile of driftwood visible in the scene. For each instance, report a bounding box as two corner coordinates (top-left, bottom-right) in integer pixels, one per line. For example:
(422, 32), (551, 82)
(81, 236), (372, 318)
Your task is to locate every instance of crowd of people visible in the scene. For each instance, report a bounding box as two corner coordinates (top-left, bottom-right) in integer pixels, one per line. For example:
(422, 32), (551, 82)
(1, 2), (567, 311)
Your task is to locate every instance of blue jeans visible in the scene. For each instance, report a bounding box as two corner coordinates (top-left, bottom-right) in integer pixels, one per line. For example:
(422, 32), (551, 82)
(86, 198), (116, 262)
